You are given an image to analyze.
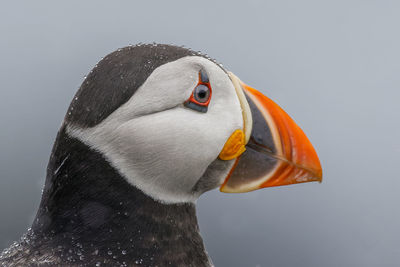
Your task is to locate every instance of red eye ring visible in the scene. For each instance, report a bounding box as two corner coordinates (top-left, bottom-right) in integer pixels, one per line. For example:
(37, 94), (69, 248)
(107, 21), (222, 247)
(185, 71), (212, 107)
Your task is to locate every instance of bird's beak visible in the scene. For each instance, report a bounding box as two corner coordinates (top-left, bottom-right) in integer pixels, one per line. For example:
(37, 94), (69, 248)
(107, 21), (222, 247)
(219, 73), (322, 193)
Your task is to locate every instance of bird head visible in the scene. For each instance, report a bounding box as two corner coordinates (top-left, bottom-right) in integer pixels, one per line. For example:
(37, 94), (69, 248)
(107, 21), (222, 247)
(65, 44), (322, 204)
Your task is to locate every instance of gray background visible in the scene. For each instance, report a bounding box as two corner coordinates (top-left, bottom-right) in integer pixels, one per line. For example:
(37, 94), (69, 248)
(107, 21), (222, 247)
(1, 1), (399, 266)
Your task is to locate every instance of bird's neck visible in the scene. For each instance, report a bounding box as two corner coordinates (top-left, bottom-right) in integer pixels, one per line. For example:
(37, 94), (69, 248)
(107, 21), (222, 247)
(30, 128), (212, 266)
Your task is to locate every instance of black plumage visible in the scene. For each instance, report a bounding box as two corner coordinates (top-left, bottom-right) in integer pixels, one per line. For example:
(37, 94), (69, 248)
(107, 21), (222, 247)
(67, 44), (200, 127)
(1, 129), (210, 266)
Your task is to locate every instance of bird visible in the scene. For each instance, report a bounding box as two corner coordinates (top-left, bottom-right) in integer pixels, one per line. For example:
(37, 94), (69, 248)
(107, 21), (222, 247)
(0, 44), (322, 266)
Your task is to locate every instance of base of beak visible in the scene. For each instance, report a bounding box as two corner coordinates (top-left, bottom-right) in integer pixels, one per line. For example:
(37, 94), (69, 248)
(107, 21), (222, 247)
(219, 129), (246, 161)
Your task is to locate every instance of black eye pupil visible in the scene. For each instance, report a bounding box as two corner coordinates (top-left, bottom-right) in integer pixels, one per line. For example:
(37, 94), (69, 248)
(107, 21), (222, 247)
(194, 84), (210, 103)
(198, 90), (207, 99)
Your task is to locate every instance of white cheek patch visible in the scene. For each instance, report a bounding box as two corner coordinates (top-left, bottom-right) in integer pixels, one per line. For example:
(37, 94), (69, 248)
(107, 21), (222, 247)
(67, 56), (243, 204)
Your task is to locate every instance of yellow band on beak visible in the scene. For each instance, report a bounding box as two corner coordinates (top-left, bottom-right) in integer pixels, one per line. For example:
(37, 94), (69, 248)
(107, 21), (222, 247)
(219, 129), (246, 160)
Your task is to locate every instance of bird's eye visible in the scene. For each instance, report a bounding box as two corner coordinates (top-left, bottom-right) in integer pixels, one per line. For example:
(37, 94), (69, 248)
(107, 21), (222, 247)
(184, 70), (212, 113)
(193, 84), (210, 103)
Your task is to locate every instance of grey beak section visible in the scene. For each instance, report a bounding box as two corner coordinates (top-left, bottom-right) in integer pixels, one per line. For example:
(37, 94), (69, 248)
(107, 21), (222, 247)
(221, 94), (279, 192)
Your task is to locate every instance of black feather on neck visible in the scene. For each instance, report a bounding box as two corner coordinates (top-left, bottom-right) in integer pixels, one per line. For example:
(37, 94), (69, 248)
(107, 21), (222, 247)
(28, 126), (211, 266)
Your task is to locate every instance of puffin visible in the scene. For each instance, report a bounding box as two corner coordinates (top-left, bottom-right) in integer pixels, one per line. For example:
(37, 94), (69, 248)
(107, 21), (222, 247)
(0, 44), (322, 266)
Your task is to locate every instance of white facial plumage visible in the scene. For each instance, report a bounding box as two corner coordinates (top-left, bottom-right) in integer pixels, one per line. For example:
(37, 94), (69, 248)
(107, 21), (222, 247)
(67, 56), (243, 203)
